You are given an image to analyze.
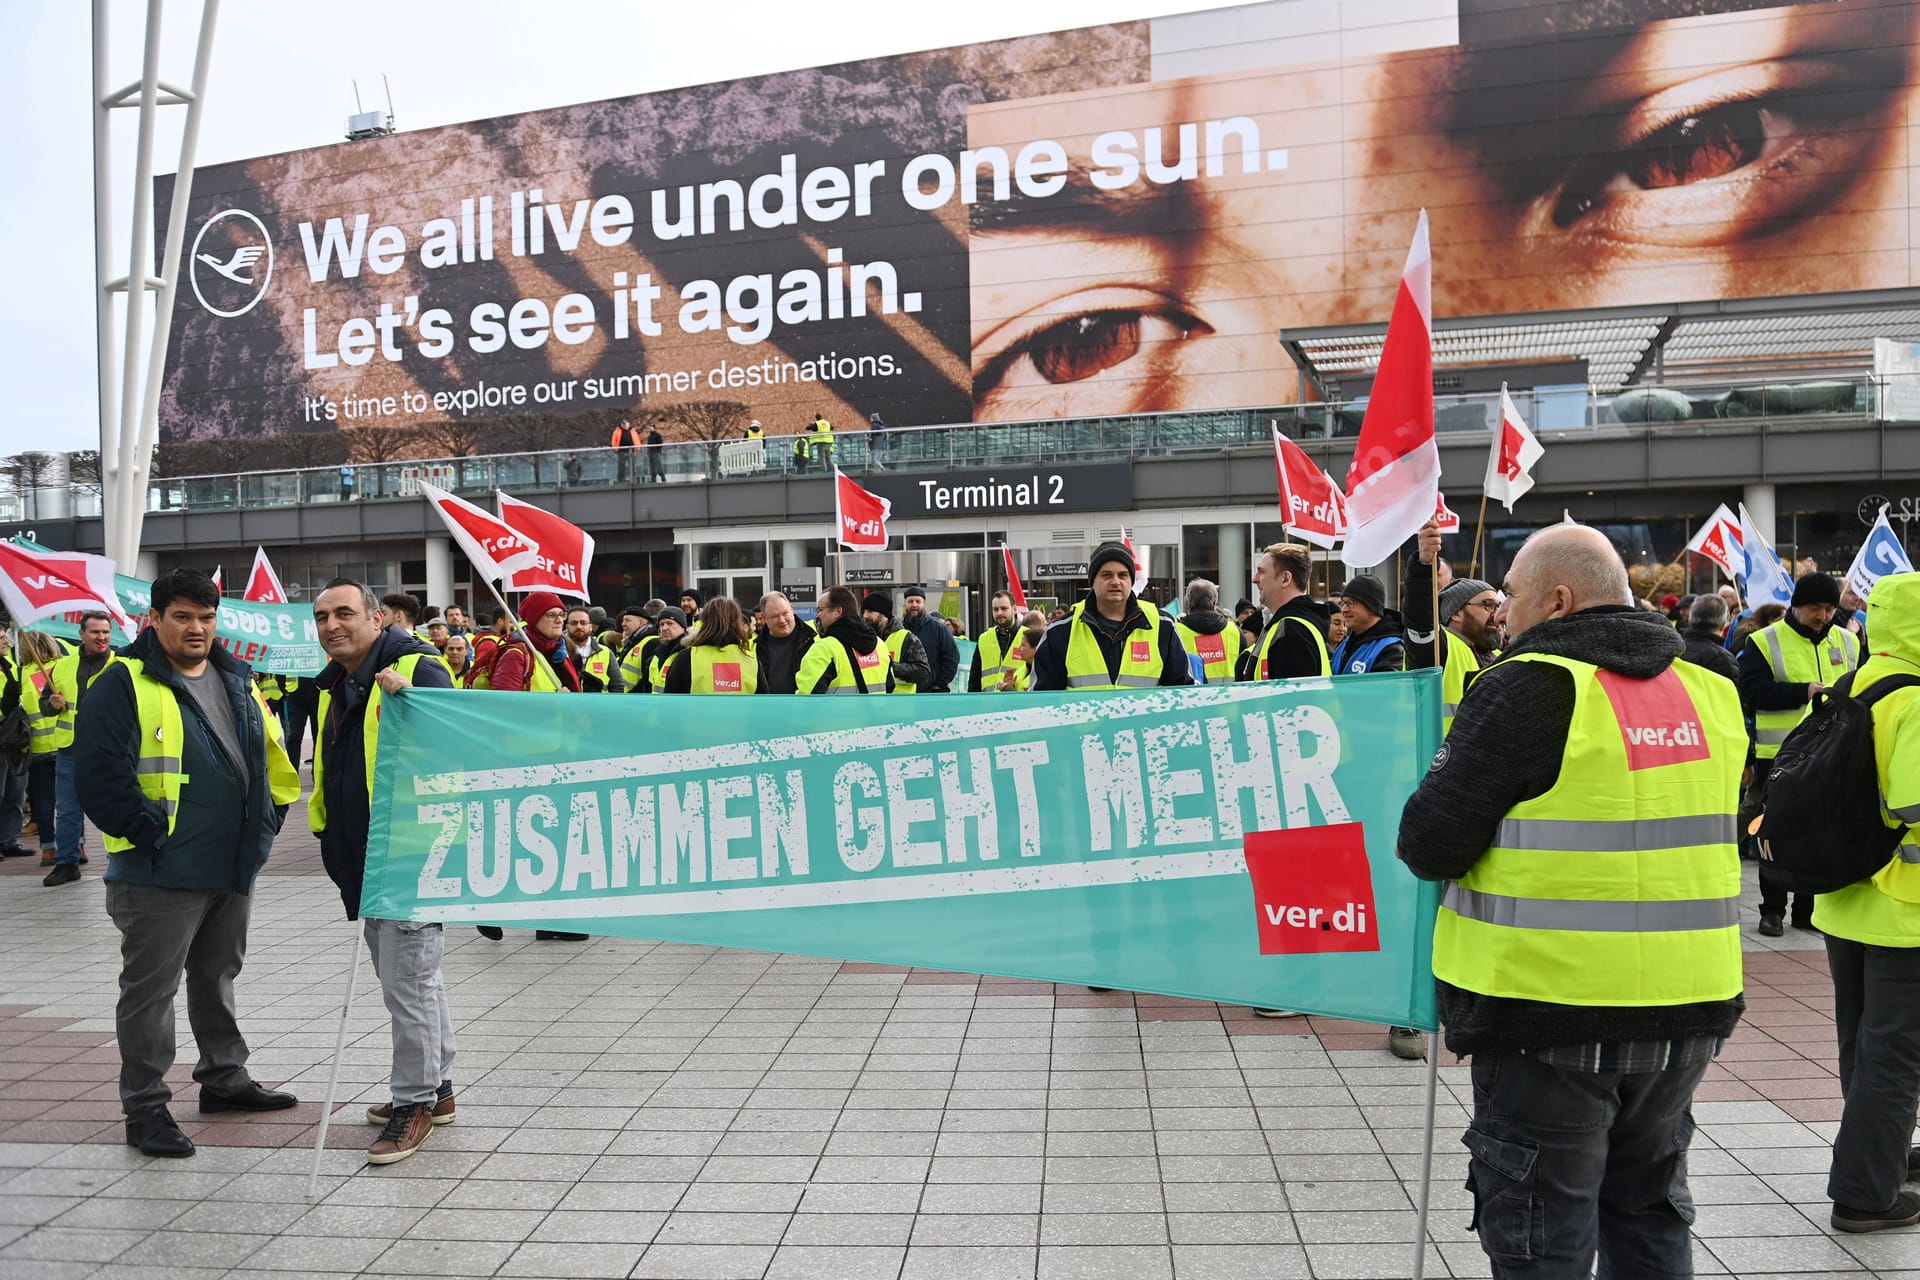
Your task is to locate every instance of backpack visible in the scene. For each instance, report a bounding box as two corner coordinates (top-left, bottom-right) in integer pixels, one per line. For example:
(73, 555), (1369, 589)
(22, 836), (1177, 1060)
(1756, 670), (1920, 894)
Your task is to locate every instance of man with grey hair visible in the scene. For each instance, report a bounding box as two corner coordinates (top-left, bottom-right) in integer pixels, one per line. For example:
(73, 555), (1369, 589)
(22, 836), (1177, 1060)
(1399, 522), (1746, 1278)
(1174, 578), (1242, 683)
(1680, 593), (1738, 683)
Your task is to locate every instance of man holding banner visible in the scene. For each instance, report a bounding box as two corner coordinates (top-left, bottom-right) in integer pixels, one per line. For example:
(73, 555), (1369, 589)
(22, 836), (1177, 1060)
(306, 580), (458, 1165)
(1401, 524), (1746, 1278)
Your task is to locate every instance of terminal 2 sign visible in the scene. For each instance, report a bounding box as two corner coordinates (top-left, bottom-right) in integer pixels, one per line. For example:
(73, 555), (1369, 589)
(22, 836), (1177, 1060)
(864, 464), (1132, 518)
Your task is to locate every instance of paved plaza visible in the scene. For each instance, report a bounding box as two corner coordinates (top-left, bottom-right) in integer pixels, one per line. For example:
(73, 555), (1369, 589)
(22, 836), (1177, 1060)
(0, 806), (1913, 1280)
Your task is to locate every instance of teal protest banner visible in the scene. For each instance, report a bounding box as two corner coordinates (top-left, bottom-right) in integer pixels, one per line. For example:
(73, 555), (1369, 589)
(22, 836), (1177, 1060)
(27, 572), (324, 675)
(361, 673), (1444, 1029)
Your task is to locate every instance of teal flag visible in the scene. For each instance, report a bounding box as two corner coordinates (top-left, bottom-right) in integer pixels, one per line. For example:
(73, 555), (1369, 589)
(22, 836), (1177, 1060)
(953, 638), (976, 689)
(26, 572), (323, 675)
(361, 674), (1444, 1030)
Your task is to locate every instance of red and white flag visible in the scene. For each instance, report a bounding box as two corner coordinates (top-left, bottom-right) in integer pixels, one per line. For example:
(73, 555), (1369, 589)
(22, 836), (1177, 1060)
(210, 565), (224, 593)
(1685, 502), (1745, 578)
(835, 470), (892, 551)
(0, 541), (139, 639)
(419, 481), (542, 582)
(1272, 429), (1348, 549)
(1121, 528), (1149, 597)
(1484, 385), (1544, 512)
(1002, 545), (1027, 611)
(242, 546), (287, 604)
(1434, 493), (1461, 533)
(498, 492), (596, 600)
(1344, 210), (1438, 569)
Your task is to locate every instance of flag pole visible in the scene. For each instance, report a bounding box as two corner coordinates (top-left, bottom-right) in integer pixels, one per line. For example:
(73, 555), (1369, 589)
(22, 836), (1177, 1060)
(1468, 493), (1489, 579)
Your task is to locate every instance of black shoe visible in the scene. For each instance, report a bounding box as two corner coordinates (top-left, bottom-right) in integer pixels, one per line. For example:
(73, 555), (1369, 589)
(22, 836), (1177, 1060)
(1909, 1146), (1920, 1179)
(125, 1107), (195, 1158)
(42, 863), (79, 887)
(535, 930), (587, 941)
(1834, 1189), (1920, 1232)
(1086, 986), (1114, 993)
(1758, 912), (1784, 937)
(198, 1082), (298, 1113)
(0, 844), (29, 858)
(477, 926), (504, 941)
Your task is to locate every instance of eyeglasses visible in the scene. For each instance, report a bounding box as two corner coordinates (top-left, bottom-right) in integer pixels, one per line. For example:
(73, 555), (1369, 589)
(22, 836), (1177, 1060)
(1465, 598), (1499, 613)
(541, 610), (566, 620)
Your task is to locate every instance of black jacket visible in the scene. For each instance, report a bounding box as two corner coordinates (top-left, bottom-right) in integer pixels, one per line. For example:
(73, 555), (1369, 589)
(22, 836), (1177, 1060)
(901, 612), (959, 691)
(1248, 596), (1333, 681)
(755, 623), (815, 695)
(1398, 606), (1745, 1056)
(1736, 611), (1840, 713)
(77, 628), (286, 894)
(314, 626), (452, 918)
(1679, 625), (1740, 684)
(878, 622), (932, 688)
(1029, 593), (1195, 691)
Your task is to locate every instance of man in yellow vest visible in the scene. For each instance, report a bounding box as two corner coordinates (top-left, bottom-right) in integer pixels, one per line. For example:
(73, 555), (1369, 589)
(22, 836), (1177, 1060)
(1737, 571), (1857, 935)
(967, 591), (1029, 691)
(308, 578), (457, 1165)
(809, 410), (834, 469)
(564, 605), (623, 692)
(795, 586), (894, 693)
(44, 610), (120, 884)
(860, 592), (931, 692)
(1400, 524), (1745, 1277)
(1244, 542), (1331, 681)
(1406, 520), (1500, 736)
(74, 569), (302, 1158)
(1814, 570), (1920, 1232)
(1029, 543), (1192, 692)
(1173, 578), (1242, 684)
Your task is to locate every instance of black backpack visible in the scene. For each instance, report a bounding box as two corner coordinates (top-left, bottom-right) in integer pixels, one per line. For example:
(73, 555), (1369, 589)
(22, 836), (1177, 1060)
(1757, 670), (1920, 894)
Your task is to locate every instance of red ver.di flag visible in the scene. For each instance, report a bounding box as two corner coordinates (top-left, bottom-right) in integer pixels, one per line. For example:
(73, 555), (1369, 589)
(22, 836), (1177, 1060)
(1244, 823), (1382, 955)
(1272, 430), (1347, 549)
(835, 470), (892, 550)
(1344, 211), (1438, 569)
(1485, 385), (1544, 512)
(1434, 493), (1460, 533)
(1684, 503), (1745, 579)
(498, 492), (596, 601)
(1002, 545), (1027, 611)
(243, 546), (288, 604)
(0, 541), (139, 639)
(419, 481), (542, 583)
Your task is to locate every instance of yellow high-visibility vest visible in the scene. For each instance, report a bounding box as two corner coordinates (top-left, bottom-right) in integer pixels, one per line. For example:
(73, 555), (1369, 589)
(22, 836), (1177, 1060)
(47, 652), (122, 750)
(1174, 621), (1242, 684)
(1441, 630), (1482, 737)
(1431, 653), (1745, 1006)
(310, 653), (426, 834)
(976, 627), (1029, 692)
(1063, 601), (1166, 689)
(884, 630), (917, 693)
(1248, 611), (1329, 681)
(105, 668), (299, 853)
(688, 644), (758, 694)
(795, 635), (891, 694)
(1750, 620), (1858, 759)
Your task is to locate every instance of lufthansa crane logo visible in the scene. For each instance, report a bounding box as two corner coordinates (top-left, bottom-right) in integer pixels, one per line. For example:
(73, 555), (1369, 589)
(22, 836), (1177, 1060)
(189, 210), (273, 318)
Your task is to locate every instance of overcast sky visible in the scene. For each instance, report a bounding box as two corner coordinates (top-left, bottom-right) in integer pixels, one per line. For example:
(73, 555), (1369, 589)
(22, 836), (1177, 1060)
(0, 0), (1220, 457)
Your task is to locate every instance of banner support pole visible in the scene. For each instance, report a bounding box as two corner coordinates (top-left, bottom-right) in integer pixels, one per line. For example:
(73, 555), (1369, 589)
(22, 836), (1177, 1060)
(306, 919), (364, 1199)
(1468, 493), (1489, 579)
(1410, 1045), (1441, 1280)
(476, 575), (564, 691)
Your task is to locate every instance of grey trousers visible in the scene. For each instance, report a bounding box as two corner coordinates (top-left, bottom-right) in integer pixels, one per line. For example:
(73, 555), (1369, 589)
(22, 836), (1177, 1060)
(104, 881), (255, 1116)
(363, 917), (456, 1106)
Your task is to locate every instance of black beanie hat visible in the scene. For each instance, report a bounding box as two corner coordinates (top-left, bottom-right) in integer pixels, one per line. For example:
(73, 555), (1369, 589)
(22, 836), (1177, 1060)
(1790, 572), (1841, 609)
(1088, 541), (1136, 582)
(860, 591), (894, 619)
(1341, 574), (1388, 616)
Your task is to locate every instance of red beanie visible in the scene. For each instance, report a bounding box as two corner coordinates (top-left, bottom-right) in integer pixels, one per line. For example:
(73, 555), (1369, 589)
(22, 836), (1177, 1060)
(518, 591), (565, 626)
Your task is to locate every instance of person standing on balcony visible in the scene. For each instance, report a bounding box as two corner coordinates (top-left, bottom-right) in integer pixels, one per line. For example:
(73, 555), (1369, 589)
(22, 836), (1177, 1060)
(867, 412), (889, 470)
(610, 419), (640, 482)
(645, 424), (667, 483)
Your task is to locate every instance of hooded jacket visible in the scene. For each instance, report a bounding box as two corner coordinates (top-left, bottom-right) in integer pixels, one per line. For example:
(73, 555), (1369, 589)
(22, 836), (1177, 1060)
(1398, 606), (1745, 1055)
(75, 628), (287, 894)
(313, 625), (453, 917)
(1029, 590), (1194, 691)
(799, 615), (893, 693)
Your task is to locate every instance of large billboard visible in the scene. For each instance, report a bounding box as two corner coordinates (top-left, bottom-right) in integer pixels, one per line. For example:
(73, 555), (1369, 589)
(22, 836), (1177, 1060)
(158, 0), (1920, 446)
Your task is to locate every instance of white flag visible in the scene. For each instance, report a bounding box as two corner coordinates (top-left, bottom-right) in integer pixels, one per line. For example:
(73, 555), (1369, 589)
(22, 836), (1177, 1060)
(1847, 507), (1915, 600)
(419, 481), (542, 582)
(1737, 505), (1795, 609)
(1483, 385), (1544, 511)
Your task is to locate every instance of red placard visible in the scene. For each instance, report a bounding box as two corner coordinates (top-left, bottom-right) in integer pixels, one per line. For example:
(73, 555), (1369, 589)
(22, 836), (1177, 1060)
(1243, 823), (1381, 955)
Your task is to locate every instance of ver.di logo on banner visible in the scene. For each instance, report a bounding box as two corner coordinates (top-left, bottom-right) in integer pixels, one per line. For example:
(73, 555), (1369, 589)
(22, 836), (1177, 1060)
(189, 209), (274, 318)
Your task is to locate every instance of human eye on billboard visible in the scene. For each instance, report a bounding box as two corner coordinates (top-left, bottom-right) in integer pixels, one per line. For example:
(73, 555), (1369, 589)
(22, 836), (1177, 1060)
(971, 285), (1213, 418)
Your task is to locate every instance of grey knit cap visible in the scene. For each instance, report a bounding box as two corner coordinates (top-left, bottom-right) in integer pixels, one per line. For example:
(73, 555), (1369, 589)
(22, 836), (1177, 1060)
(1439, 578), (1495, 625)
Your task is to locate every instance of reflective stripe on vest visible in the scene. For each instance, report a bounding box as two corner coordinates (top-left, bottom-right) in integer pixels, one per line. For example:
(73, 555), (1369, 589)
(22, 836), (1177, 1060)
(1252, 610), (1330, 681)
(1430, 652), (1746, 1007)
(976, 627), (1028, 692)
(621, 636), (658, 690)
(1174, 621), (1241, 684)
(885, 630), (918, 693)
(689, 644), (758, 694)
(1753, 621), (1858, 759)
(310, 652), (426, 835)
(1440, 631), (1480, 736)
(1063, 601), (1165, 690)
(829, 638), (890, 693)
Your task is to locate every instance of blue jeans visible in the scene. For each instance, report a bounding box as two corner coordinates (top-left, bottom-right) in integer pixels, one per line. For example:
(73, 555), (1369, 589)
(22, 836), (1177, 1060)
(54, 748), (83, 865)
(1464, 1049), (1708, 1278)
(0, 753), (26, 847)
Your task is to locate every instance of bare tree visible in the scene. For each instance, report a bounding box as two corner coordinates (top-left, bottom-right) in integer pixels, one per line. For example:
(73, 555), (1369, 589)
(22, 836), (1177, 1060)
(665, 400), (753, 477)
(271, 430), (349, 471)
(66, 450), (103, 487)
(413, 417), (488, 459)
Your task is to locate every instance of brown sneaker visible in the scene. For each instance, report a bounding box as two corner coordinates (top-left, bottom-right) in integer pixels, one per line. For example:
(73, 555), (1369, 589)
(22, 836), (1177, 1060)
(39, 850), (54, 867)
(367, 1102), (433, 1165)
(367, 1081), (454, 1126)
